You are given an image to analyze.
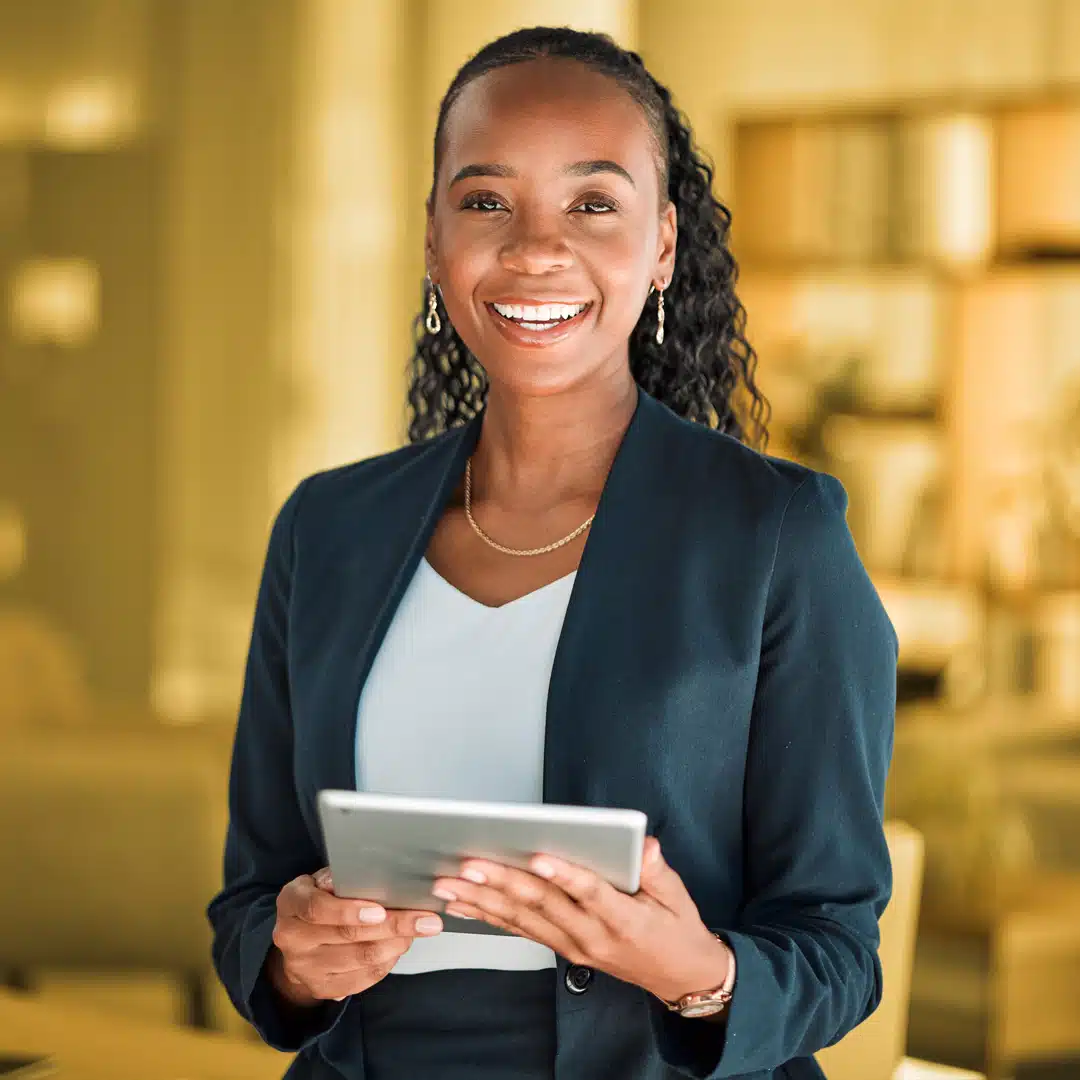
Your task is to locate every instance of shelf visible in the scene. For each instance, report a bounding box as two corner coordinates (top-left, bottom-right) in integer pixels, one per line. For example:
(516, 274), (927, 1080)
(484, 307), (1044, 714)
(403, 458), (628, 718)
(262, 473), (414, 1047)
(731, 88), (1080, 126)
(872, 577), (984, 673)
(733, 101), (1080, 271)
(737, 254), (1080, 275)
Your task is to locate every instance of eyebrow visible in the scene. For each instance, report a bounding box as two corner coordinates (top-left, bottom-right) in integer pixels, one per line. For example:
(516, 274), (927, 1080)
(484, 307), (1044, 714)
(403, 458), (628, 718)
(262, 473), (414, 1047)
(448, 159), (636, 188)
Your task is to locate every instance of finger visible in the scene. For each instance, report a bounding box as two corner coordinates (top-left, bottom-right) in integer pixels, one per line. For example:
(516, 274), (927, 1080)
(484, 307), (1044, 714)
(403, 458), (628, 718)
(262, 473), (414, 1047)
(442, 899), (582, 962)
(520, 854), (637, 931)
(437, 869), (593, 958)
(387, 909), (445, 939)
(313, 867), (334, 891)
(327, 909), (443, 944)
(443, 900), (519, 936)
(282, 877), (388, 928)
(448, 861), (587, 931)
(636, 837), (695, 912)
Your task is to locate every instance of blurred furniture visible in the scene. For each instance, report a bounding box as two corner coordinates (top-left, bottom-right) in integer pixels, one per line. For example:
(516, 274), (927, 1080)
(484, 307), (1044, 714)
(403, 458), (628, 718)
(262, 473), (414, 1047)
(987, 874), (1080, 1080)
(0, 987), (287, 1079)
(913, 873), (1080, 1080)
(871, 579), (985, 702)
(890, 701), (1080, 1078)
(0, 728), (235, 1028)
(817, 821), (925, 1080)
(892, 700), (1080, 923)
(997, 103), (1080, 256)
(893, 1058), (985, 1080)
(29, 970), (201, 1027)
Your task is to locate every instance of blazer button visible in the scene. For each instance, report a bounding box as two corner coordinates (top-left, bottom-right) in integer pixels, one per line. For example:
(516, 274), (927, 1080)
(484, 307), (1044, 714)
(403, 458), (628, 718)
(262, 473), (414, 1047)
(565, 964), (593, 995)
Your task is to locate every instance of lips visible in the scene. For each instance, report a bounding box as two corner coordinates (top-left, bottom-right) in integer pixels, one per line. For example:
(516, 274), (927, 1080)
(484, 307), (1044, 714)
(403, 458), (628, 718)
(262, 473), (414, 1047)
(485, 300), (593, 346)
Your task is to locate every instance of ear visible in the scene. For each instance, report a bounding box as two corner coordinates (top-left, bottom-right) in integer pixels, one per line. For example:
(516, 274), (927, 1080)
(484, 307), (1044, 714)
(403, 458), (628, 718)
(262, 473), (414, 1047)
(425, 200), (439, 284)
(654, 200), (677, 289)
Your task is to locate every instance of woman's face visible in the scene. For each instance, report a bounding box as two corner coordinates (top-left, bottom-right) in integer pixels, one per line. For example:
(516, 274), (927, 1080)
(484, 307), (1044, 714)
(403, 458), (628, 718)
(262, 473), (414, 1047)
(427, 58), (677, 399)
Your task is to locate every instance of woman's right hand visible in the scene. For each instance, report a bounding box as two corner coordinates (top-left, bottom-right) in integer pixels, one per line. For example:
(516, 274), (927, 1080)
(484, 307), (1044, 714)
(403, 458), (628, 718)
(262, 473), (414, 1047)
(267, 867), (443, 1006)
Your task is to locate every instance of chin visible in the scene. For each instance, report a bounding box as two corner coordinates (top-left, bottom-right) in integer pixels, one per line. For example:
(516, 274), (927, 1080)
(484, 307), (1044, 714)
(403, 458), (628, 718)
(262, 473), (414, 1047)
(483, 350), (600, 400)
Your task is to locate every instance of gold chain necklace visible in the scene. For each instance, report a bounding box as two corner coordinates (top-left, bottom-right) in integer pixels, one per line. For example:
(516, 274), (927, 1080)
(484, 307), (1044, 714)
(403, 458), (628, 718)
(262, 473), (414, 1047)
(464, 458), (595, 558)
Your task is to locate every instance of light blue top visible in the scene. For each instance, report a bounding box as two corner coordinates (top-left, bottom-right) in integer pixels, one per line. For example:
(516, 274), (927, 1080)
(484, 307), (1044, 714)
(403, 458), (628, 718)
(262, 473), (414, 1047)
(355, 556), (576, 973)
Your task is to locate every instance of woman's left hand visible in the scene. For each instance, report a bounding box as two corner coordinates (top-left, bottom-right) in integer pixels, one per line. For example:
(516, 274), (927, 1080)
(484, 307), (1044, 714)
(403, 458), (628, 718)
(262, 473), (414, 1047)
(432, 836), (731, 1004)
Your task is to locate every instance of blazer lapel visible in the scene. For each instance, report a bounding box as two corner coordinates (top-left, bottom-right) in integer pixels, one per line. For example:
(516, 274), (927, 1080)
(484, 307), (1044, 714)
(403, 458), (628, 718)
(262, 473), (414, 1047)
(543, 390), (683, 814)
(316, 419), (480, 795)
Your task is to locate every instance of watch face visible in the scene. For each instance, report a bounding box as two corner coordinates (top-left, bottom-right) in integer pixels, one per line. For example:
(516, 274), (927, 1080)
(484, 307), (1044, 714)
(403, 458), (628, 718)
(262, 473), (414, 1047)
(681, 1001), (725, 1018)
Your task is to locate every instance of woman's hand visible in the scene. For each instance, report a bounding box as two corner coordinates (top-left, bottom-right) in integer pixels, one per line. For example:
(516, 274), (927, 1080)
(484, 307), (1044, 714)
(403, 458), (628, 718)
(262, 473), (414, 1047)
(268, 868), (444, 1007)
(432, 837), (731, 1004)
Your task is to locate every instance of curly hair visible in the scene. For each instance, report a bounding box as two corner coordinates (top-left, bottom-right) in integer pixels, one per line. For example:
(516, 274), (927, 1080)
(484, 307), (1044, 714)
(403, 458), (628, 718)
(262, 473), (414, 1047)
(407, 26), (769, 449)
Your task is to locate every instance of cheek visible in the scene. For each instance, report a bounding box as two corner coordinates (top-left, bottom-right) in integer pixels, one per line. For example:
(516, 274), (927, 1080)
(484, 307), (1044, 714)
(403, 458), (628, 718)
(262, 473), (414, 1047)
(582, 210), (657, 279)
(435, 222), (499, 316)
(585, 230), (652, 321)
(437, 214), (498, 268)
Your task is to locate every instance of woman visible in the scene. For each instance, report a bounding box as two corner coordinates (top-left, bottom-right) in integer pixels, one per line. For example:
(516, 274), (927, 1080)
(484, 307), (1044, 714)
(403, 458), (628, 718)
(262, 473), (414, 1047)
(208, 26), (897, 1080)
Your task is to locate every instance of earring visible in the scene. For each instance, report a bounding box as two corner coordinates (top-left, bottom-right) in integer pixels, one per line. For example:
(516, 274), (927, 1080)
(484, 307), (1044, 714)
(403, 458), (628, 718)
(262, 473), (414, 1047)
(655, 286), (666, 345)
(425, 275), (441, 335)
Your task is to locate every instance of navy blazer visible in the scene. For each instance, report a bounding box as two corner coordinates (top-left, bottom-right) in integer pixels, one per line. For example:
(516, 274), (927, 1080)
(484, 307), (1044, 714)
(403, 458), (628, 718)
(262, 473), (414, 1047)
(208, 388), (897, 1080)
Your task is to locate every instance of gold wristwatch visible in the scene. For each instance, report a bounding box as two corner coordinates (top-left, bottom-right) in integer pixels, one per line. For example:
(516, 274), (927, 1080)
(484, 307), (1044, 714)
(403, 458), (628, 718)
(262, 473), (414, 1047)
(655, 933), (735, 1019)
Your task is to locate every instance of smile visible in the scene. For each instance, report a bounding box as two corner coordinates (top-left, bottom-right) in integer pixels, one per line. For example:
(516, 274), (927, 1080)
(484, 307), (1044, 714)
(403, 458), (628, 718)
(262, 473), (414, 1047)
(486, 301), (592, 342)
(491, 301), (589, 329)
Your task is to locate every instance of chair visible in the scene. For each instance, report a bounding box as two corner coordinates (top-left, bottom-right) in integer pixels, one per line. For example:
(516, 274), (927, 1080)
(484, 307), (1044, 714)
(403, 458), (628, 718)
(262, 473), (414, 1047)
(816, 821), (926, 1080)
(891, 705), (1080, 1077)
(987, 875), (1080, 1080)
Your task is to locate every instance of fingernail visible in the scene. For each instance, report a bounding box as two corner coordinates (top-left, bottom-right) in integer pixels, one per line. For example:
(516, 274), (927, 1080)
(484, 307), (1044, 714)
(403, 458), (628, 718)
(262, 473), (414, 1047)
(432, 886), (457, 902)
(460, 868), (487, 885)
(416, 915), (443, 935)
(358, 906), (386, 924)
(531, 859), (555, 879)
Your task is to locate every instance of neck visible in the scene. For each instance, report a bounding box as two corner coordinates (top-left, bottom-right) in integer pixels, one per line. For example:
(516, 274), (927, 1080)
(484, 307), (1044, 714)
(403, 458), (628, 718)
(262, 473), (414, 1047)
(471, 366), (638, 509)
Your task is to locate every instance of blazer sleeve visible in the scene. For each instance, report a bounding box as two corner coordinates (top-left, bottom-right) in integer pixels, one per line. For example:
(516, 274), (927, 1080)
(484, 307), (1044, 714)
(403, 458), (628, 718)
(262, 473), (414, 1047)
(651, 471), (897, 1079)
(206, 477), (350, 1051)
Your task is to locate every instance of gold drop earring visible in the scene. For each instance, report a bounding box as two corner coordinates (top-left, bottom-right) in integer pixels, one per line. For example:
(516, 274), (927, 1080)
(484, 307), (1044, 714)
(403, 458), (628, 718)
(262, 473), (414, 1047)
(425, 274), (441, 335)
(654, 283), (666, 345)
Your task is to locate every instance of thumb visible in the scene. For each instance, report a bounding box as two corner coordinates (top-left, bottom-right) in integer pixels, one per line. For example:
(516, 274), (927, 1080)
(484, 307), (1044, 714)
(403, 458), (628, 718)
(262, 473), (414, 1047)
(638, 838), (693, 911)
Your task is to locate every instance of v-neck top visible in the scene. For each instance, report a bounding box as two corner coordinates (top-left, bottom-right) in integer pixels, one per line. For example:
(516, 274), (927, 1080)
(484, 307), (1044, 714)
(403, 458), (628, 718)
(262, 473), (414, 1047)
(355, 556), (576, 974)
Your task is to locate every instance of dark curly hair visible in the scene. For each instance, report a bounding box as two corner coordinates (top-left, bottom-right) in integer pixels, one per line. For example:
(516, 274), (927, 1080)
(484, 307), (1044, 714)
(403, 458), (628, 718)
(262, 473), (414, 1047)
(407, 26), (769, 449)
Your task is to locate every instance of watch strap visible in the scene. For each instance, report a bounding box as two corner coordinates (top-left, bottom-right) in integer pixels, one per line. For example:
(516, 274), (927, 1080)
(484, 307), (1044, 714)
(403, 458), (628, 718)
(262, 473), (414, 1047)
(658, 933), (736, 1016)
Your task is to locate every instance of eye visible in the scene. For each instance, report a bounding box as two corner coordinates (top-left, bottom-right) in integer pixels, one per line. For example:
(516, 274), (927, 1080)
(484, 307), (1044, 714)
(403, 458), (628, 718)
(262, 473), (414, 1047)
(460, 192), (508, 213)
(573, 196), (617, 214)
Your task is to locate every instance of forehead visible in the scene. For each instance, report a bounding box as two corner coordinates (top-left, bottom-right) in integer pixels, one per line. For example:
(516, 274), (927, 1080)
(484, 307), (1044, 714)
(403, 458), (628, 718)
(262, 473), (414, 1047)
(437, 58), (661, 193)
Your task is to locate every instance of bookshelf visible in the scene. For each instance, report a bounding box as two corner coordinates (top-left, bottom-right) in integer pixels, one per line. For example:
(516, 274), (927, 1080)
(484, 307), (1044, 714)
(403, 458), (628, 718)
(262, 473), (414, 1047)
(733, 94), (1080, 706)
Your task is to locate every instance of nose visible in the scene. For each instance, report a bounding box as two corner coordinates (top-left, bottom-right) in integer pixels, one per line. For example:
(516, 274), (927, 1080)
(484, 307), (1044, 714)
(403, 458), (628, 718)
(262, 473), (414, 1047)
(498, 210), (572, 275)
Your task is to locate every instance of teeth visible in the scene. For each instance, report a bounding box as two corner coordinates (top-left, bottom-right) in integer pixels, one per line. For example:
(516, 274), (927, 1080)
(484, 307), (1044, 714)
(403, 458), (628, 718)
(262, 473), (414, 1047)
(492, 302), (586, 323)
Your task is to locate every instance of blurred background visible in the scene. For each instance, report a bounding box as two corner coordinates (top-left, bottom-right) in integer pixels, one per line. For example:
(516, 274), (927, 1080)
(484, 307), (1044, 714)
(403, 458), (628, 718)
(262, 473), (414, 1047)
(1, 1), (1079, 1078)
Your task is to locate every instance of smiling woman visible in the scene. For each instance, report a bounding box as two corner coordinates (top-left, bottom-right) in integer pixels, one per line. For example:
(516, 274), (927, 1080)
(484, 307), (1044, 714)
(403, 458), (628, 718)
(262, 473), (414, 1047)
(207, 25), (898, 1080)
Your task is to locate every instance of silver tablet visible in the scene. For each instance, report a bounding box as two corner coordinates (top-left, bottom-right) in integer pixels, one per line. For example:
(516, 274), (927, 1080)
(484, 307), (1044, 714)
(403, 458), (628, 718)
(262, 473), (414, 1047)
(317, 790), (648, 936)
